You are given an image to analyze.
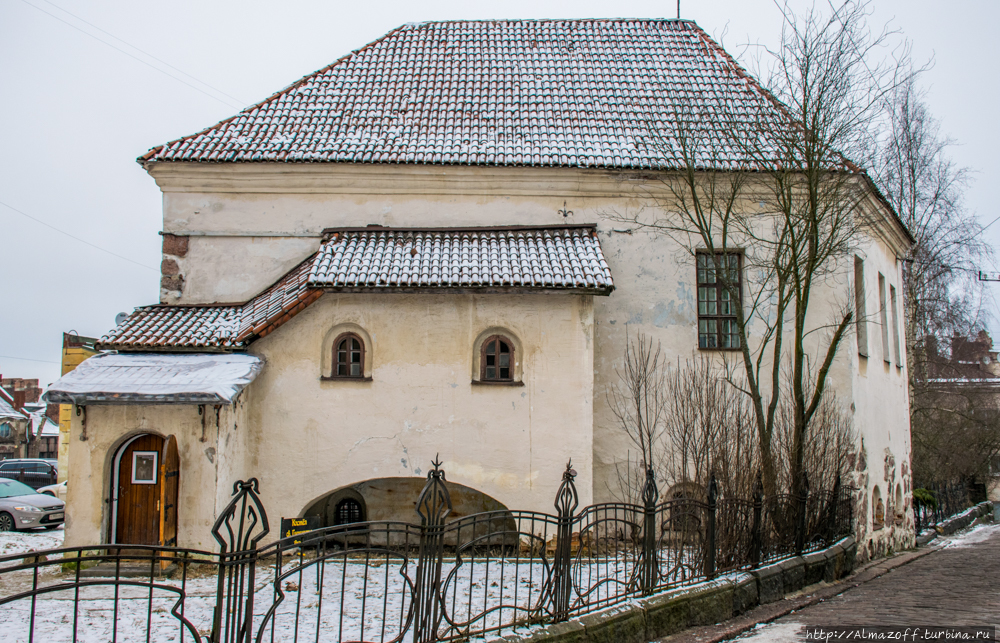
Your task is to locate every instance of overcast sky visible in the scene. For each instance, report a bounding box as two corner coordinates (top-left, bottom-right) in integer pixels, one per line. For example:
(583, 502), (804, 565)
(1, 0), (997, 386)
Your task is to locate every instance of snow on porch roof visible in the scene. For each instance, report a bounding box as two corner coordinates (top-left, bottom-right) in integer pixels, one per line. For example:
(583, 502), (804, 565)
(43, 353), (263, 405)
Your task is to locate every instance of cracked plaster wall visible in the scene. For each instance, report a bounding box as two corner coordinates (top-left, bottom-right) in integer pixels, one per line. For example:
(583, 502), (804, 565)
(131, 163), (915, 547)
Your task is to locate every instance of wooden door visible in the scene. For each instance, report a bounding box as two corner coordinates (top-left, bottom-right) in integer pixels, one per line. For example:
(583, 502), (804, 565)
(115, 434), (164, 546)
(159, 435), (179, 547)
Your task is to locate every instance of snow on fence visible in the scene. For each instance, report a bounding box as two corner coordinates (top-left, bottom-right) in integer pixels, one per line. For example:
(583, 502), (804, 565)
(0, 462), (853, 643)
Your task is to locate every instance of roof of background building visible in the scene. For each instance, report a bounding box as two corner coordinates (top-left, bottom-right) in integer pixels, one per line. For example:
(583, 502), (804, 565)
(141, 19), (788, 170)
(0, 390), (23, 421)
(100, 225), (612, 351)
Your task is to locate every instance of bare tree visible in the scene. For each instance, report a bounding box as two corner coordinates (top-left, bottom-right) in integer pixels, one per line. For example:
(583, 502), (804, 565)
(874, 74), (996, 490)
(609, 1), (906, 498)
(607, 331), (669, 503)
(877, 75), (989, 366)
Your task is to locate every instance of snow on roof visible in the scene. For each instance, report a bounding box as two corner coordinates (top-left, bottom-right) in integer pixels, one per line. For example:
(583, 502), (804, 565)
(100, 225), (611, 351)
(38, 418), (59, 437)
(310, 226), (614, 292)
(141, 19), (789, 170)
(43, 353), (264, 405)
(27, 411), (59, 438)
(0, 393), (23, 421)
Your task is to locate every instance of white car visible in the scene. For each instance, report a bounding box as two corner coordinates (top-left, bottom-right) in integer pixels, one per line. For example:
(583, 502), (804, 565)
(0, 479), (65, 531)
(38, 480), (67, 503)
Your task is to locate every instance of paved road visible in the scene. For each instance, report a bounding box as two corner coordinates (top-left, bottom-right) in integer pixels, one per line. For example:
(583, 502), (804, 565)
(730, 523), (1000, 641)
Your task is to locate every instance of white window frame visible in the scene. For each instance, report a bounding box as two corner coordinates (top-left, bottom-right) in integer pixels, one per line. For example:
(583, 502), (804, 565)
(131, 451), (159, 485)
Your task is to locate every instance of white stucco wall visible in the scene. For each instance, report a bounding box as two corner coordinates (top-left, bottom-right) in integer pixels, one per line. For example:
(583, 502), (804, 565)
(64, 162), (913, 552)
(64, 403), (246, 550)
(66, 290), (595, 548)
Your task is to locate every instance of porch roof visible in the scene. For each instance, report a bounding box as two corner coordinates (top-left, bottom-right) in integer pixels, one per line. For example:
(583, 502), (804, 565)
(100, 224), (612, 351)
(43, 353), (263, 405)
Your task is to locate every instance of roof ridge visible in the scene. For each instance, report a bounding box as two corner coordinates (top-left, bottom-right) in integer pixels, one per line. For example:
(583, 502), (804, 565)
(139, 18), (800, 170)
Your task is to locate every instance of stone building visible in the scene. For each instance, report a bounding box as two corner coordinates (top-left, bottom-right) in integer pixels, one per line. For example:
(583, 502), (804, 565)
(0, 377), (59, 461)
(0, 388), (28, 461)
(47, 19), (913, 556)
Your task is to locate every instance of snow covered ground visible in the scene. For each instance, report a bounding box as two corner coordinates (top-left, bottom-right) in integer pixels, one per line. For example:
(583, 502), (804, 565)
(0, 524), (716, 643)
(942, 520), (999, 549)
(0, 526), (64, 558)
(0, 540), (642, 643)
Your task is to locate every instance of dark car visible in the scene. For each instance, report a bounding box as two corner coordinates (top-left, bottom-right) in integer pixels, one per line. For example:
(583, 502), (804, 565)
(0, 459), (58, 490)
(0, 478), (65, 531)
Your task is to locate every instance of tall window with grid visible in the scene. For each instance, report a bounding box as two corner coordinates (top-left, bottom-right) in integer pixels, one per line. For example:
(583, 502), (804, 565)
(697, 253), (742, 349)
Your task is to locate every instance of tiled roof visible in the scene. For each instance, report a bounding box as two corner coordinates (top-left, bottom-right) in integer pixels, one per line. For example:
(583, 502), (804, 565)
(101, 257), (318, 351)
(310, 226), (613, 292)
(141, 19), (787, 170)
(101, 225), (611, 350)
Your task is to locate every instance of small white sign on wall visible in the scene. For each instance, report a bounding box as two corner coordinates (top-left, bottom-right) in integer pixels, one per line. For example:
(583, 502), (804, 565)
(132, 451), (158, 484)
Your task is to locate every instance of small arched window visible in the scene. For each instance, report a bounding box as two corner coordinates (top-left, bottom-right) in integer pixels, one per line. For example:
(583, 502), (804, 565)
(0, 423), (11, 439)
(334, 498), (364, 525)
(481, 335), (514, 382)
(332, 333), (365, 378)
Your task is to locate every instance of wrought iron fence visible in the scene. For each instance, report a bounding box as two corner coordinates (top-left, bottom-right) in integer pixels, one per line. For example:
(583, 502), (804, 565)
(912, 481), (971, 534)
(0, 459), (853, 643)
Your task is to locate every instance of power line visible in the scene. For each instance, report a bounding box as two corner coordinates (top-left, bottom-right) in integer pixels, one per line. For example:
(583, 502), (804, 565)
(980, 212), (1000, 233)
(0, 199), (158, 272)
(0, 355), (60, 365)
(37, 0), (248, 106)
(18, 0), (245, 111)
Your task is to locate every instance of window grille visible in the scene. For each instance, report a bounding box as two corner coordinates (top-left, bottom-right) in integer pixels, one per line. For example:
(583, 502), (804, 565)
(697, 253), (741, 349)
(334, 334), (365, 378)
(334, 498), (364, 525)
(481, 336), (514, 381)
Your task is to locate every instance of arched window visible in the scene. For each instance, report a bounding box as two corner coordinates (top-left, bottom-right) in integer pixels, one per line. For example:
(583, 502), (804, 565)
(481, 335), (514, 382)
(333, 333), (365, 378)
(334, 498), (364, 525)
(0, 423), (11, 439)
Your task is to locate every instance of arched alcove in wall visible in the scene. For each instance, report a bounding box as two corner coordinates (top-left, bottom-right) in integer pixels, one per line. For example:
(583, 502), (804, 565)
(302, 477), (513, 527)
(320, 322), (374, 378)
(471, 327), (524, 383)
(872, 485), (884, 529)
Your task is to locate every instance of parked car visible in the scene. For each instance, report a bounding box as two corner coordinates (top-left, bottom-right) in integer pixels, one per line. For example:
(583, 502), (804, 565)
(0, 478), (65, 531)
(38, 480), (67, 502)
(0, 459), (57, 490)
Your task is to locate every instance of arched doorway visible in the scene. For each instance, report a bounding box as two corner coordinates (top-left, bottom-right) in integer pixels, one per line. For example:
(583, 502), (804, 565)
(110, 433), (179, 546)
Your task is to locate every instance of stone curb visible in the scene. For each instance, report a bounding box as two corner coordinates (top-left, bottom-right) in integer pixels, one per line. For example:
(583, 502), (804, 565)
(915, 501), (993, 546)
(485, 537), (857, 643)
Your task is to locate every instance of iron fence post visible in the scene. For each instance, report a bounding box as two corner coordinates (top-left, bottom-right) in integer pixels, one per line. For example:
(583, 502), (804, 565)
(209, 479), (269, 643)
(825, 475), (841, 544)
(751, 472), (763, 568)
(795, 472), (808, 556)
(705, 473), (717, 580)
(551, 460), (579, 622)
(413, 456), (452, 643)
(641, 465), (658, 595)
